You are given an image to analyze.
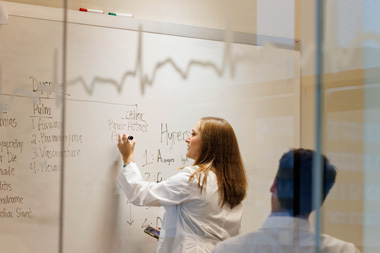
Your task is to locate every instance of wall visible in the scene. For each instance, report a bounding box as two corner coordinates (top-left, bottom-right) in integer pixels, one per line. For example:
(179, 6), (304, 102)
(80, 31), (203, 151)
(4, 0), (258, 34)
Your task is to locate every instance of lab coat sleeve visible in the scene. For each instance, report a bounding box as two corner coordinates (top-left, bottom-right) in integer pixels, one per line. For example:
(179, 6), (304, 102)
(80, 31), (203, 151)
(117, 162), (199, 206)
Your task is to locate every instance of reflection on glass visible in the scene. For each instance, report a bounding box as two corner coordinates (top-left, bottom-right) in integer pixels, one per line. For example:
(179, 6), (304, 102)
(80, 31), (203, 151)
(0, 3), (64, 253)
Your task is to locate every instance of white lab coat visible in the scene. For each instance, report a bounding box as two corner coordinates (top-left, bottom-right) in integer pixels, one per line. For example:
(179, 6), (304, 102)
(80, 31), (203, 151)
(212, 216), (360, 253)
(117, 163), (243, 253)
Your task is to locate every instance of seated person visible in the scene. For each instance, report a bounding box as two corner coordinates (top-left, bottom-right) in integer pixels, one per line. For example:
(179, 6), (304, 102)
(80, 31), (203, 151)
(212, 148), (360, 253)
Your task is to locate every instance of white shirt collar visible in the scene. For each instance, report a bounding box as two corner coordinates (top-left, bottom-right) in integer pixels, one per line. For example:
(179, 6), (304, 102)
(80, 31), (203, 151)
(261, 216), (315, 233)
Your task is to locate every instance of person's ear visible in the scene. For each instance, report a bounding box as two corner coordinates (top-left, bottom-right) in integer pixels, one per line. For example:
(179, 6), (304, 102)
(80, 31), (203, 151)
(270, 178), (277, 194)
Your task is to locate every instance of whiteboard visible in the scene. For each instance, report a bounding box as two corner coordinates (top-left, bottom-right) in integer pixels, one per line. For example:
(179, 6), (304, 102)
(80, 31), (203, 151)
(0, 2), (300, 252)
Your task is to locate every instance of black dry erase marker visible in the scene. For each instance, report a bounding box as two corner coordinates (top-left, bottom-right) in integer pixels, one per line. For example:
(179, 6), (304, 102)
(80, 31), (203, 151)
(128, 135), (133, 140)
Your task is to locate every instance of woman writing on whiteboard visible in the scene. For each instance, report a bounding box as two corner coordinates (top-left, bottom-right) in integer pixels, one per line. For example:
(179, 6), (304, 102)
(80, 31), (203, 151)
(117, 117), (248, 253)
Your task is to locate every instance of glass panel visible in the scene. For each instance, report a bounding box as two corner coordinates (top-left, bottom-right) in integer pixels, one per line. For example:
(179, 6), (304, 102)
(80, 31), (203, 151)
(0, 2), (64, 253)
(363, 0), (380, 251)
(322, 0), (380, 252)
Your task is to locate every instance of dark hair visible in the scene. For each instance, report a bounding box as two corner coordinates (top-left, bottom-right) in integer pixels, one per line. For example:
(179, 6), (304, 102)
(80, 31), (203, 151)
(189, 117), (248, 209)
(275, 148), (336, 217)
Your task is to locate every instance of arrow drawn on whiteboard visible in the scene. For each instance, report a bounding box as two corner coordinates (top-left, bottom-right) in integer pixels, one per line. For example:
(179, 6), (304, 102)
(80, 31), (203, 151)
(126, 201), (134, 225)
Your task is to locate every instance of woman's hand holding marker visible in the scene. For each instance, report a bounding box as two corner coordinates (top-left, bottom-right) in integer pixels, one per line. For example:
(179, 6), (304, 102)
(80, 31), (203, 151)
(117, 134), (135, 165)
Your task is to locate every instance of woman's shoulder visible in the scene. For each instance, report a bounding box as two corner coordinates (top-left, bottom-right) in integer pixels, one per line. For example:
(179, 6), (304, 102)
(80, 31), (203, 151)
(180, 165), (199, 174)
(180, 165), (216, 182)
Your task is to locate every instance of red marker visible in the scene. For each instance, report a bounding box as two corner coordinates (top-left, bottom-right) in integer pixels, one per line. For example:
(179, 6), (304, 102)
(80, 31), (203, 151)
(79, 8), (104, 14)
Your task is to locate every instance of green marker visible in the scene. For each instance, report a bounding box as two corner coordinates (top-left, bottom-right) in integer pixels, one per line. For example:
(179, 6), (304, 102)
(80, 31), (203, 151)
(108, 12), (134, 18)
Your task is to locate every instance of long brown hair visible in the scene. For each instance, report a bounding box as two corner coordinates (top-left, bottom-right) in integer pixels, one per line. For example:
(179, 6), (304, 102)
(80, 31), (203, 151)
(189, 117), (247, 208)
